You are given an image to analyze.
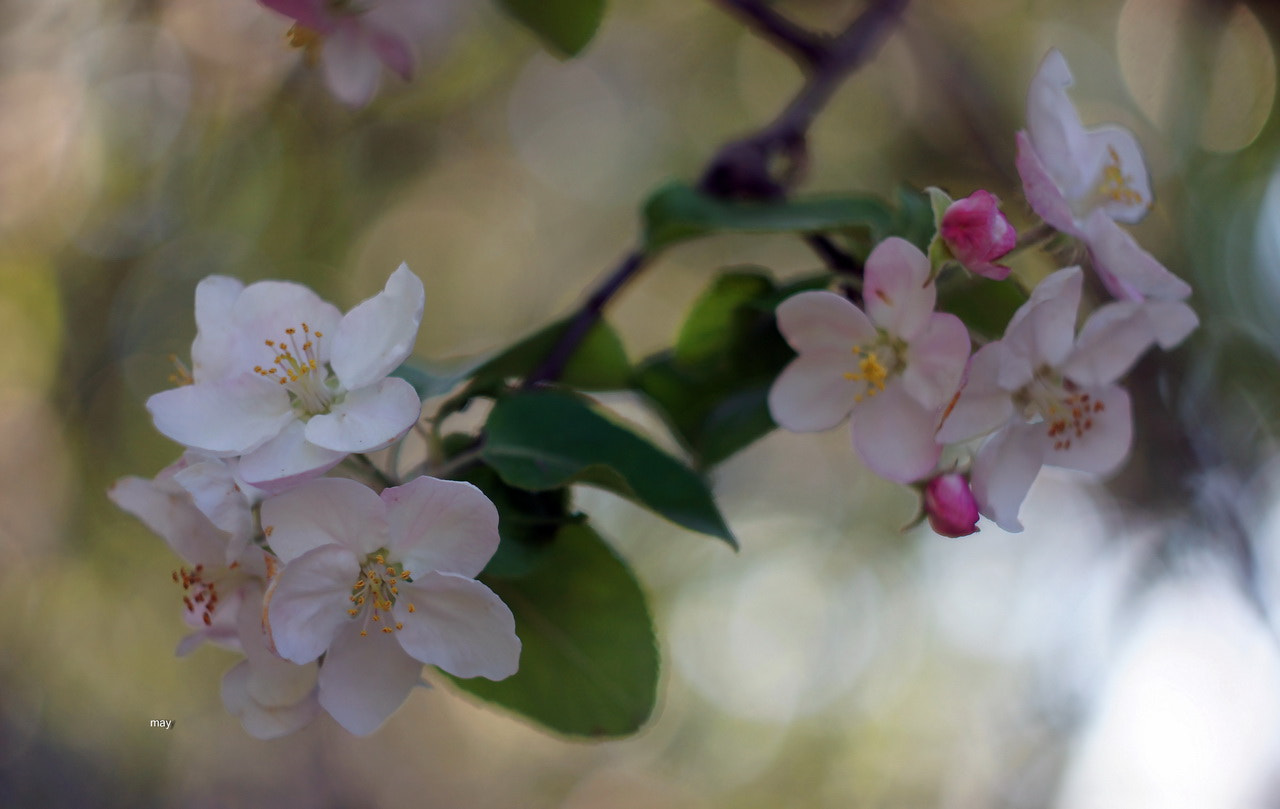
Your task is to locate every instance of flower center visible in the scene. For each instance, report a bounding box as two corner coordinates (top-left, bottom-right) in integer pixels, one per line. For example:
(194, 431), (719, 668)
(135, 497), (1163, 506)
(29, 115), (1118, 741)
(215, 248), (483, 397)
(1095, 146), (1145, 208)
(842, 336), (904, 403)
(255, 323), (336, 416)
(1018, 370), (1106, 452)
(173, 561), (240, 627)
(347, 552), (416, 637)
(285, 24), (323, 65)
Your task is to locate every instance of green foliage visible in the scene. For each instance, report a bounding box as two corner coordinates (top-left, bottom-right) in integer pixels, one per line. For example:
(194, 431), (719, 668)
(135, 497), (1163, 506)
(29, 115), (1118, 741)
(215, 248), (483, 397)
(642, 182), (892, 252)
(450, 522), (658, 737)
(936, 275), (1028, 341)
(454, 460), (571, 578)
(481, 388), (737, 546)
(496, 0), (606, 57)
(887, 184), (937, 252)
(633, 269), (821, 467)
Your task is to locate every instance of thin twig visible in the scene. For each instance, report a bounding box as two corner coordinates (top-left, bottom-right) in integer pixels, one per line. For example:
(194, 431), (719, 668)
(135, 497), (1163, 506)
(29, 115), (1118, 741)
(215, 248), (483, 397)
(714, 0), (829, 72)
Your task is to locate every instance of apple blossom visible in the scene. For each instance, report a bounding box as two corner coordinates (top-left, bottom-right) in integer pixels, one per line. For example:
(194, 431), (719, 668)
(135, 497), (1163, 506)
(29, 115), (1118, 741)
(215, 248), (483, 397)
(768, 237), (971, 483)
(1015, 48), (1191, 301)
(262, 476), (520, 735)
(937, 267), (1197, 531)
(261, 0), (449, 107)
(936, 189), (1016, 280)
(147, 264), (425, 493)
(922, 473), (980, 537)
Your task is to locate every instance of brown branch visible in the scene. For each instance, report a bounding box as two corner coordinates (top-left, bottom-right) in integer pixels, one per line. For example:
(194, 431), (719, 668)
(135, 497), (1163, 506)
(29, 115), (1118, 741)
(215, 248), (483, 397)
(524, 0), (910, 388)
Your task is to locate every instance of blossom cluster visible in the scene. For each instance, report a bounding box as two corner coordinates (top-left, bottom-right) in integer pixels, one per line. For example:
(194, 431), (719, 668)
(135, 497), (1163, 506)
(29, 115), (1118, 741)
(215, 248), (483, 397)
(768, 49), (1198, 536)
(111, 265), (520, 737)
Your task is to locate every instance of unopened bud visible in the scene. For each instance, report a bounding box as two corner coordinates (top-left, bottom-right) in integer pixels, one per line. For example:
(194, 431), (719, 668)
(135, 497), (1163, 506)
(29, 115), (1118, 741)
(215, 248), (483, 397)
(923, 473), (980, 537)
(940, 190), (1016, 280)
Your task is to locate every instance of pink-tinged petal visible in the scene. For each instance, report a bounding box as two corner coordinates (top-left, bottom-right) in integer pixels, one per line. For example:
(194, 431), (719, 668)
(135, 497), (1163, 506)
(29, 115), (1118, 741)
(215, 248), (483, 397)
(382, 477), (499, 578)
(923, 473), (980, 538)
(370, 28), (416, 80)
(172, 458), (253, 564)
(1003, 267), (1083, 375)
(901, 312), (970, 409)
(393, 572), (520, 680)
(109, 475), (229, 566)
(1086, 125), (1154, 224)
(232, 280), (343, 364)
(305, 377), (421, 453)
(864, 237), (934, 339)
(221, 660), (321, 740)
(1062, 301), (1160, 387)
(768, 350), (862, 433)
(775, 290), (876, 353)
(330, 265), (425, 390)
(191, 276), (245, 382)
(258, 0), (332, 31)
(318, 622), (424, 735)
(1025, 49), (1093, 199)
(1042, 385), (1132, 475)
(261, 477), (389, 563)
(264, 544), (361, 664)
(147, 375), (293, 456)
(1080, 211), (1192, 301)
(971, 423), (1047, 533)
(936, 343), (1016, 443)
(236, 583), (320, 707)
(236, 420), (346, 494)
(174, 584), (246, 656)
(850, 381), (943, 484)
(1144, 300), (1198, 348)
(322, 24), (383, 107)
(940, 190), (1016, 279)
(1015, 131), (1081, 236)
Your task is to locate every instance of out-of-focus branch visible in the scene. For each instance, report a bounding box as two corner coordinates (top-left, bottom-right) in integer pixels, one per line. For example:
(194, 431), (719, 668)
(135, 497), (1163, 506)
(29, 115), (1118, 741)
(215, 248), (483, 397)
(524, 0), (910, 388)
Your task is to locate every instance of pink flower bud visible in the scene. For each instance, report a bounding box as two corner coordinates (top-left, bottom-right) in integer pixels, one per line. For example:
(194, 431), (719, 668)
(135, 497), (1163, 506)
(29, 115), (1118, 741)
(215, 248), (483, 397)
(923, 473), (980, 537)
(940, 190), (1016, 280)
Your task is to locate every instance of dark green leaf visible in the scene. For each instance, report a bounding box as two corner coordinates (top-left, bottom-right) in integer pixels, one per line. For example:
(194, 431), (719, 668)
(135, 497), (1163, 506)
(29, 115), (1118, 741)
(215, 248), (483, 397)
(936, 276), (1028, 340)
(473, 317), (630, 392)
(454, 461), (570, 578)
(390, 357), (481, 401)
(496, 0), (606, 57)
(642, 182), (892, 252)
(450, 523), (657, 737)
(887, 184), (937, 252)
(481, 389), (736, 546)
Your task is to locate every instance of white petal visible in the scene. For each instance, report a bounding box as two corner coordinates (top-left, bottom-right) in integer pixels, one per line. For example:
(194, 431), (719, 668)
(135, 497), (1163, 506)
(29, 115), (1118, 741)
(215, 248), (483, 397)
(1063, 301), (1158, 386)
(191, 275), (245, 382)
(863, 237), (934, 339)
(1015, 131), (1082, 235)
(221, 660), (321, 740)
(850, 381), (942, 484)
(768, 350), (862, 432)
(147, 375), (293, 455)
(1144, 300), (1199, 348)
(304, 377), (421, 453)
(393, 572), (520, 680)
(236, 420), (346, 494)
(318, 622), (424, 735)
(108, 474), (228, 566)
(901, 312), (970, 409)
(382, 477), (500, 579)
(1080, 211), (1193, 301)
(330, 264), (425, 390)
(322, 24), (383, 107)
(172, 458), (253, 564)
(260, 477), (389, 564)
(971, 423), (1047, 533)
(232, 280), (343, 363)
(936, 344), (1016, 443)
(264, 544), (361, 664)
(775, 290), (875, 353)
(1003, 267), (1083, 374)
(1025, 49), (1093, 200)
(1042, 385), (1132, 475)
(237, 582), (320, 708)
(1086, 125), (1154, 224)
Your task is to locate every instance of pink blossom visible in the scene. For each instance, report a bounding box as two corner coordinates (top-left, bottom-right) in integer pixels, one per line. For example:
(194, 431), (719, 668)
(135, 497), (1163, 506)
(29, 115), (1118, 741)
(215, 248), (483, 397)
(768, 238), (971, 484)
(923, 473), (980, 537)
(939, 190), (1016, 280)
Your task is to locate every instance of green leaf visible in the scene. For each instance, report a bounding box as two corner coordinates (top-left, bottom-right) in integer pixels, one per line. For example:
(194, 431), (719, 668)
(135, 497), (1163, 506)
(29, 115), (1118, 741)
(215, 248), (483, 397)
(936, 275), (1028, 340)
(496, 0), (606, 57)
(454, 461), (570, 578)
(887, 184), (937, 252)
(642, 182), (892, 252)
(450, 523), (657, 737)
(390, 357), (482, 401)
(473, 317), (630, 392)
(481, 389), (737, 546)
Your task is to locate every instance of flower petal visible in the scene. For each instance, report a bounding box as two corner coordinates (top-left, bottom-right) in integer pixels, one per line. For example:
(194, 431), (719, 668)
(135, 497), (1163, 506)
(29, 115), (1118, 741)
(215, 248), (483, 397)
(322, 23), (383, 107)
(936, 343), (1015, 443)
(260, 477), (390, 563)
(304, 376), (421, 453)
(108, 470), (228, 566)
(768, 350), (862, 433)
(330, 264), (425, 390)
(232, 280), (343, 364)
(971, 423), (1047, 533)
(1061, 299), (1195, 387)
(864, 237), (934, 339)
(264, 544), (361, 664)
(1080, 210), (1192, 301)
(382, 476), (500, 578)
(1085, 125), (1154, 224)
(237, 582), (320, 708)
(236, 420), (346, 494)
(1025, 49), (1094, 200)
(393, 572), (520, 680)
(147, 375), (293, 456)
(318, 622), (424, 735)
(775, 290), (875, 353)
(221, 659), (322, 740)
(901, 312), (970, 409)
(850, 381), (942, 484)
(1015, 131), (1081, 235)
(258, 0), (332, 31)
(1042, 384), (1132, 475)
(1002, 266), (1083, 375)
(172, 457), (254, 564)
(191, 275), (245, 382)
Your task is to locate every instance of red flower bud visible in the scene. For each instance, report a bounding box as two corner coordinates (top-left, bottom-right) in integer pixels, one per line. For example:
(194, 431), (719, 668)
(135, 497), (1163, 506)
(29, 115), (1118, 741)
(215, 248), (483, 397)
(940, 190), (1016, 280)
(923, 473), (980, 537)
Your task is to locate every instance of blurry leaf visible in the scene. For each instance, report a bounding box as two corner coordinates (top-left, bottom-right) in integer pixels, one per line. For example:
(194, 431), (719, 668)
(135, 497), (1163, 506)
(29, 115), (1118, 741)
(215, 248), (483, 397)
(454, 461), (570, 578)
(642, 182), (892, 252)
(936, 276), (1028, 340)
(390, 357), (481, 400)
(473, 317), (630, 391)
(887, 184), (937, 251)
(496, 0), (606, 57)
(450, 523), (657, 737)
(481, 389), (736, 546)
(674, 272), (774, 365)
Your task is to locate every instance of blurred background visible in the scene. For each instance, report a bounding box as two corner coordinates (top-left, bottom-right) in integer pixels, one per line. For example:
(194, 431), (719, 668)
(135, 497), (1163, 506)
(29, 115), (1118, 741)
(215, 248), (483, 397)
(5, 0), (1280, 805)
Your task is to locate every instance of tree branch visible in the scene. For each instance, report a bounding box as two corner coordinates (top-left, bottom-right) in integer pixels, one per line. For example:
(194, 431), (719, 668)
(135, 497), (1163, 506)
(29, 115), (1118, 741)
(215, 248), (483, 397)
(713, 0), (829, 72)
